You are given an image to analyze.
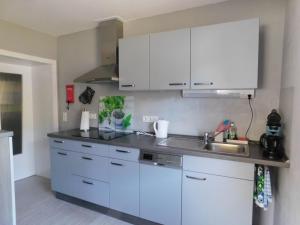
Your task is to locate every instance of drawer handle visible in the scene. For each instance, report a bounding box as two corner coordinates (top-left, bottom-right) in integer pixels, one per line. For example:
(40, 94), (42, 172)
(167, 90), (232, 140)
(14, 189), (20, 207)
(186, 175), (207, 181)
(169, 82), (187, 86)
(81, 144), (92, 148)
(193, 82), (214, 86)
(57, 152), (67, 156)
(116, 149), (130, 153)
(81, 156), (93, 161)
(121, 84), (135, 88)
(82, 180), (94, 185)
(54, 140), (64, 143)
(111, 162), (123, 166)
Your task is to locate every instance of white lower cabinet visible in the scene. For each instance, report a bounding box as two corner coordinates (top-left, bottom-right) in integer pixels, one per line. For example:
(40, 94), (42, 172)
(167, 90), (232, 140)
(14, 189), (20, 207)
(182, 171), (254, 225)
(109, 159), (139, 216)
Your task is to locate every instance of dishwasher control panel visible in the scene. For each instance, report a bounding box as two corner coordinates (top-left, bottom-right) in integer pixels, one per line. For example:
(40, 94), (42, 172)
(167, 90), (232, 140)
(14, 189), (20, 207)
(140, 150), (182, 168)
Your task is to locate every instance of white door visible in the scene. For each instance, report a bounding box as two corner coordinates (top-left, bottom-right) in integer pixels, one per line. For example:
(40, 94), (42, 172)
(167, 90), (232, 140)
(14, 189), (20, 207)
(119, 35), (150, 90)
(191, 18), (259, 90)
(150, 28), (190, 90)
(109, 159), (139, 216)
(182, 171), (253, 225)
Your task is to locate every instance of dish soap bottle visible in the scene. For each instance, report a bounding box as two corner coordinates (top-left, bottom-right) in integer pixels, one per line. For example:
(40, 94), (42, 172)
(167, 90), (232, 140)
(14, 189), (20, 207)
(229, 122), (237, 140)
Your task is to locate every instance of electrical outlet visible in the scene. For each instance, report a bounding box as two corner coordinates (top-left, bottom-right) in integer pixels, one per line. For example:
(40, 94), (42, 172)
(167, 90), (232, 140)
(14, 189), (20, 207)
(89, 113), (97, 120)
(143, 115), (159, 123)
(63, 112), (68, 122)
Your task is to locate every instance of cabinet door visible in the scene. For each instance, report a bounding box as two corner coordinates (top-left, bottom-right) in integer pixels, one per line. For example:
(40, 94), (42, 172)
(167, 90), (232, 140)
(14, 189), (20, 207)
(109, 159), (139, 216)
(182, 171), (253, 225)
(150, 28), (190, 90)
(119, 35), (150, 90)
(50, 148), (74, 195)
(191, 18), (259, 89)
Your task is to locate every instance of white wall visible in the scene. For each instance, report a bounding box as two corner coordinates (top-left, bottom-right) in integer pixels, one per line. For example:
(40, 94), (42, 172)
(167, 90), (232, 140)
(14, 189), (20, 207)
(275, 0), (300, 224)
(0, 62), (35, 180)
(58, 0), (286, 141)
(32, 64), (58, 178)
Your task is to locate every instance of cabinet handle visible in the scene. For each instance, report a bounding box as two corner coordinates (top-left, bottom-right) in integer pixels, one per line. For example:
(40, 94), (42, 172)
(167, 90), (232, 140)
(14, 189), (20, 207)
(81, 156), (93, 161)
(57, 152), (67, 156)
(169, 82), (187, 86)
(193, 82), (214, 86)
(54, 140), (64, 143)
(81, 144), (92, 148)
(82, 180), (94, 185)
(186, 175), (207, 181)
(116, 149), (130, 153)
(121, 84), (135, 88)
(111, 162), (123, 166)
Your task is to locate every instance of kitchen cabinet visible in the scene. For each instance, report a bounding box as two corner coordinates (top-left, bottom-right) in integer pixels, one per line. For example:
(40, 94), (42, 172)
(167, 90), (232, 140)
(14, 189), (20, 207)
(150, 28), (190, 90)
(109, 159), (139, 216)
(191, 18), (259, 90)
(182, 156), (254, 225)
(0, 134), (16, 225)
(50, 148), (74, 195)
(119, 35), (150, 90)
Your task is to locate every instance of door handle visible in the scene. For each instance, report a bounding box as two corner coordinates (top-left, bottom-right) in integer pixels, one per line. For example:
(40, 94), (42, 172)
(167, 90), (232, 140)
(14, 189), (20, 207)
(193, 82), (214, 86)
(57, 152), (67, 156)
(115, 149), (130, 153)
(121, 84), (135, 88)
(82, 180), (94, 185)
(111, 162), (123, 166)
(81, 144), (92, 148)
(169, 82), (187, 86)
(81, 156), (93, 161)
(186, 175), (207, 181)
(54, 140), (64, 143)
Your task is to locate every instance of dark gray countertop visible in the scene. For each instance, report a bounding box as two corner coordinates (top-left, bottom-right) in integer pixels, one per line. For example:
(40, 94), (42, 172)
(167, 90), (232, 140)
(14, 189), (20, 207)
(0, 130), (13, 138)
(48, 129), (290, 168)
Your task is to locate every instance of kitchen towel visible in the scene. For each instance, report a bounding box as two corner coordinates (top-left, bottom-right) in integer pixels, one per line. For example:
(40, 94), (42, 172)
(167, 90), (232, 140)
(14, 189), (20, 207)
(254, 165), (272, 210)
(80, 110), (90, 131)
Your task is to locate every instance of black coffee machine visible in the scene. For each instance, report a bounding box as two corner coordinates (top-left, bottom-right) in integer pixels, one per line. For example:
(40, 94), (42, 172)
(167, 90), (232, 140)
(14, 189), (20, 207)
(260, 109), (284, 159)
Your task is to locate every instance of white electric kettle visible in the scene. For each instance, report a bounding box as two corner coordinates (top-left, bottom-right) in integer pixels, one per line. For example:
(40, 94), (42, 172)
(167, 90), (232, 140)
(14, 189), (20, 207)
(153, 120), (169, 139)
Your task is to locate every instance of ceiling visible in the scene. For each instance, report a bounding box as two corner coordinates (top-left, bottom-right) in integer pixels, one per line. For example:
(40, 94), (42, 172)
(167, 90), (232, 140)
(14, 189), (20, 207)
(0, 0), (231, 36)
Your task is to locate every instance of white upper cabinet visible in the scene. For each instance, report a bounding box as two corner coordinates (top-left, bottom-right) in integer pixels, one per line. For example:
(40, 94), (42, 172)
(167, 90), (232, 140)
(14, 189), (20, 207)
(150, 28), (190, 90)
(191, 18), (259, 90)
(119, 35), (150, 90)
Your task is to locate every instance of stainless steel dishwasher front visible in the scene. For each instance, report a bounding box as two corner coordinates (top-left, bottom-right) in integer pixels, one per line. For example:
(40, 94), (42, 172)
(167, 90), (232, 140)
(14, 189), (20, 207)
(139, 150), (182, 225)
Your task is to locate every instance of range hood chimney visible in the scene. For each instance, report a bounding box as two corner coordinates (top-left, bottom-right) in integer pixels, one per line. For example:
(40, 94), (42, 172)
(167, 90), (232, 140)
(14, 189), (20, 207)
(74, 19), (123, 83)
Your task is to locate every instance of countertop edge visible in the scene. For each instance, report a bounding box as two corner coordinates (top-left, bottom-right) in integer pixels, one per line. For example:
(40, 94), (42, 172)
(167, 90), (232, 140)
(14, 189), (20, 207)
(0, 130), (13, 138)
(48, 131), (290, 168)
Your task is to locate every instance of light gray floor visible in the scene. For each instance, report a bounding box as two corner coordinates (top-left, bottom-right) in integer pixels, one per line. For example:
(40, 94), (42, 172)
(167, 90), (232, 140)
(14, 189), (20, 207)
(15, 176), (133, 225)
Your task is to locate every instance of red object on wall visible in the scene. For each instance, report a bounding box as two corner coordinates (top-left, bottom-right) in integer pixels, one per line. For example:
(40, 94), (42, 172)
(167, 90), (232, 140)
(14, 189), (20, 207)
(66, 85), (74, 103)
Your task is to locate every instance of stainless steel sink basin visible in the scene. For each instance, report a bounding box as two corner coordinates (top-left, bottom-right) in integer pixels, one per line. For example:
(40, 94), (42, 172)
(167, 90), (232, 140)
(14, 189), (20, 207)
(203, 142), (249, 156)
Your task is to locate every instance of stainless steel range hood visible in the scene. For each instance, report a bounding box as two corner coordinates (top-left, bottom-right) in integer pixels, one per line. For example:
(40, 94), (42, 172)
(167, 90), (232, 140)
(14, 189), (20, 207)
(74, 19), (123, 83)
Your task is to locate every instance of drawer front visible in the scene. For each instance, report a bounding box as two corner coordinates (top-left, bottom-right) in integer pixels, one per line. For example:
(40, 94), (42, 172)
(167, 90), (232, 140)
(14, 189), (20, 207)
(70, 175), (109, 207)
(109, 146), (140, 162)
(49, 138), (109, 157)
(183, 155), (254, 180)
(71, 152), (109, 182)
(49, 138), (75, 150)
(76, 141), (109, 157)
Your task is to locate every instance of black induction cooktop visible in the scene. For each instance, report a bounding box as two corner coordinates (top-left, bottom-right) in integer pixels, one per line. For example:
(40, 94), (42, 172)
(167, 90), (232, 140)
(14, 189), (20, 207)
(72, 129), (131, 141)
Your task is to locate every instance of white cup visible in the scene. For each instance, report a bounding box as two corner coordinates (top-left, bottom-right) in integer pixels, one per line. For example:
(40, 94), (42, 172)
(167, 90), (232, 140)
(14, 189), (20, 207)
(153, 120), (169, 139)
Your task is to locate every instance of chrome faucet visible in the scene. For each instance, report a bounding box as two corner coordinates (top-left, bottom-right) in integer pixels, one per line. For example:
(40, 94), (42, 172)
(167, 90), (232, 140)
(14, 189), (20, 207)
(204, 132), (212, 145)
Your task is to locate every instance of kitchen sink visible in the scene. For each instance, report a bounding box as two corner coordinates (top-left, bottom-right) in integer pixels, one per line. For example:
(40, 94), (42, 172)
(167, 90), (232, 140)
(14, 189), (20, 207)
(203, 142), (249, 156)
(158, 137), (249, 157)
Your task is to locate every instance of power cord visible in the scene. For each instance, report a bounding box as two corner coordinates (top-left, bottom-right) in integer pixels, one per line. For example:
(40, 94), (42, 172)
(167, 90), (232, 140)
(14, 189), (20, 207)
(245, 94), (253, 140)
